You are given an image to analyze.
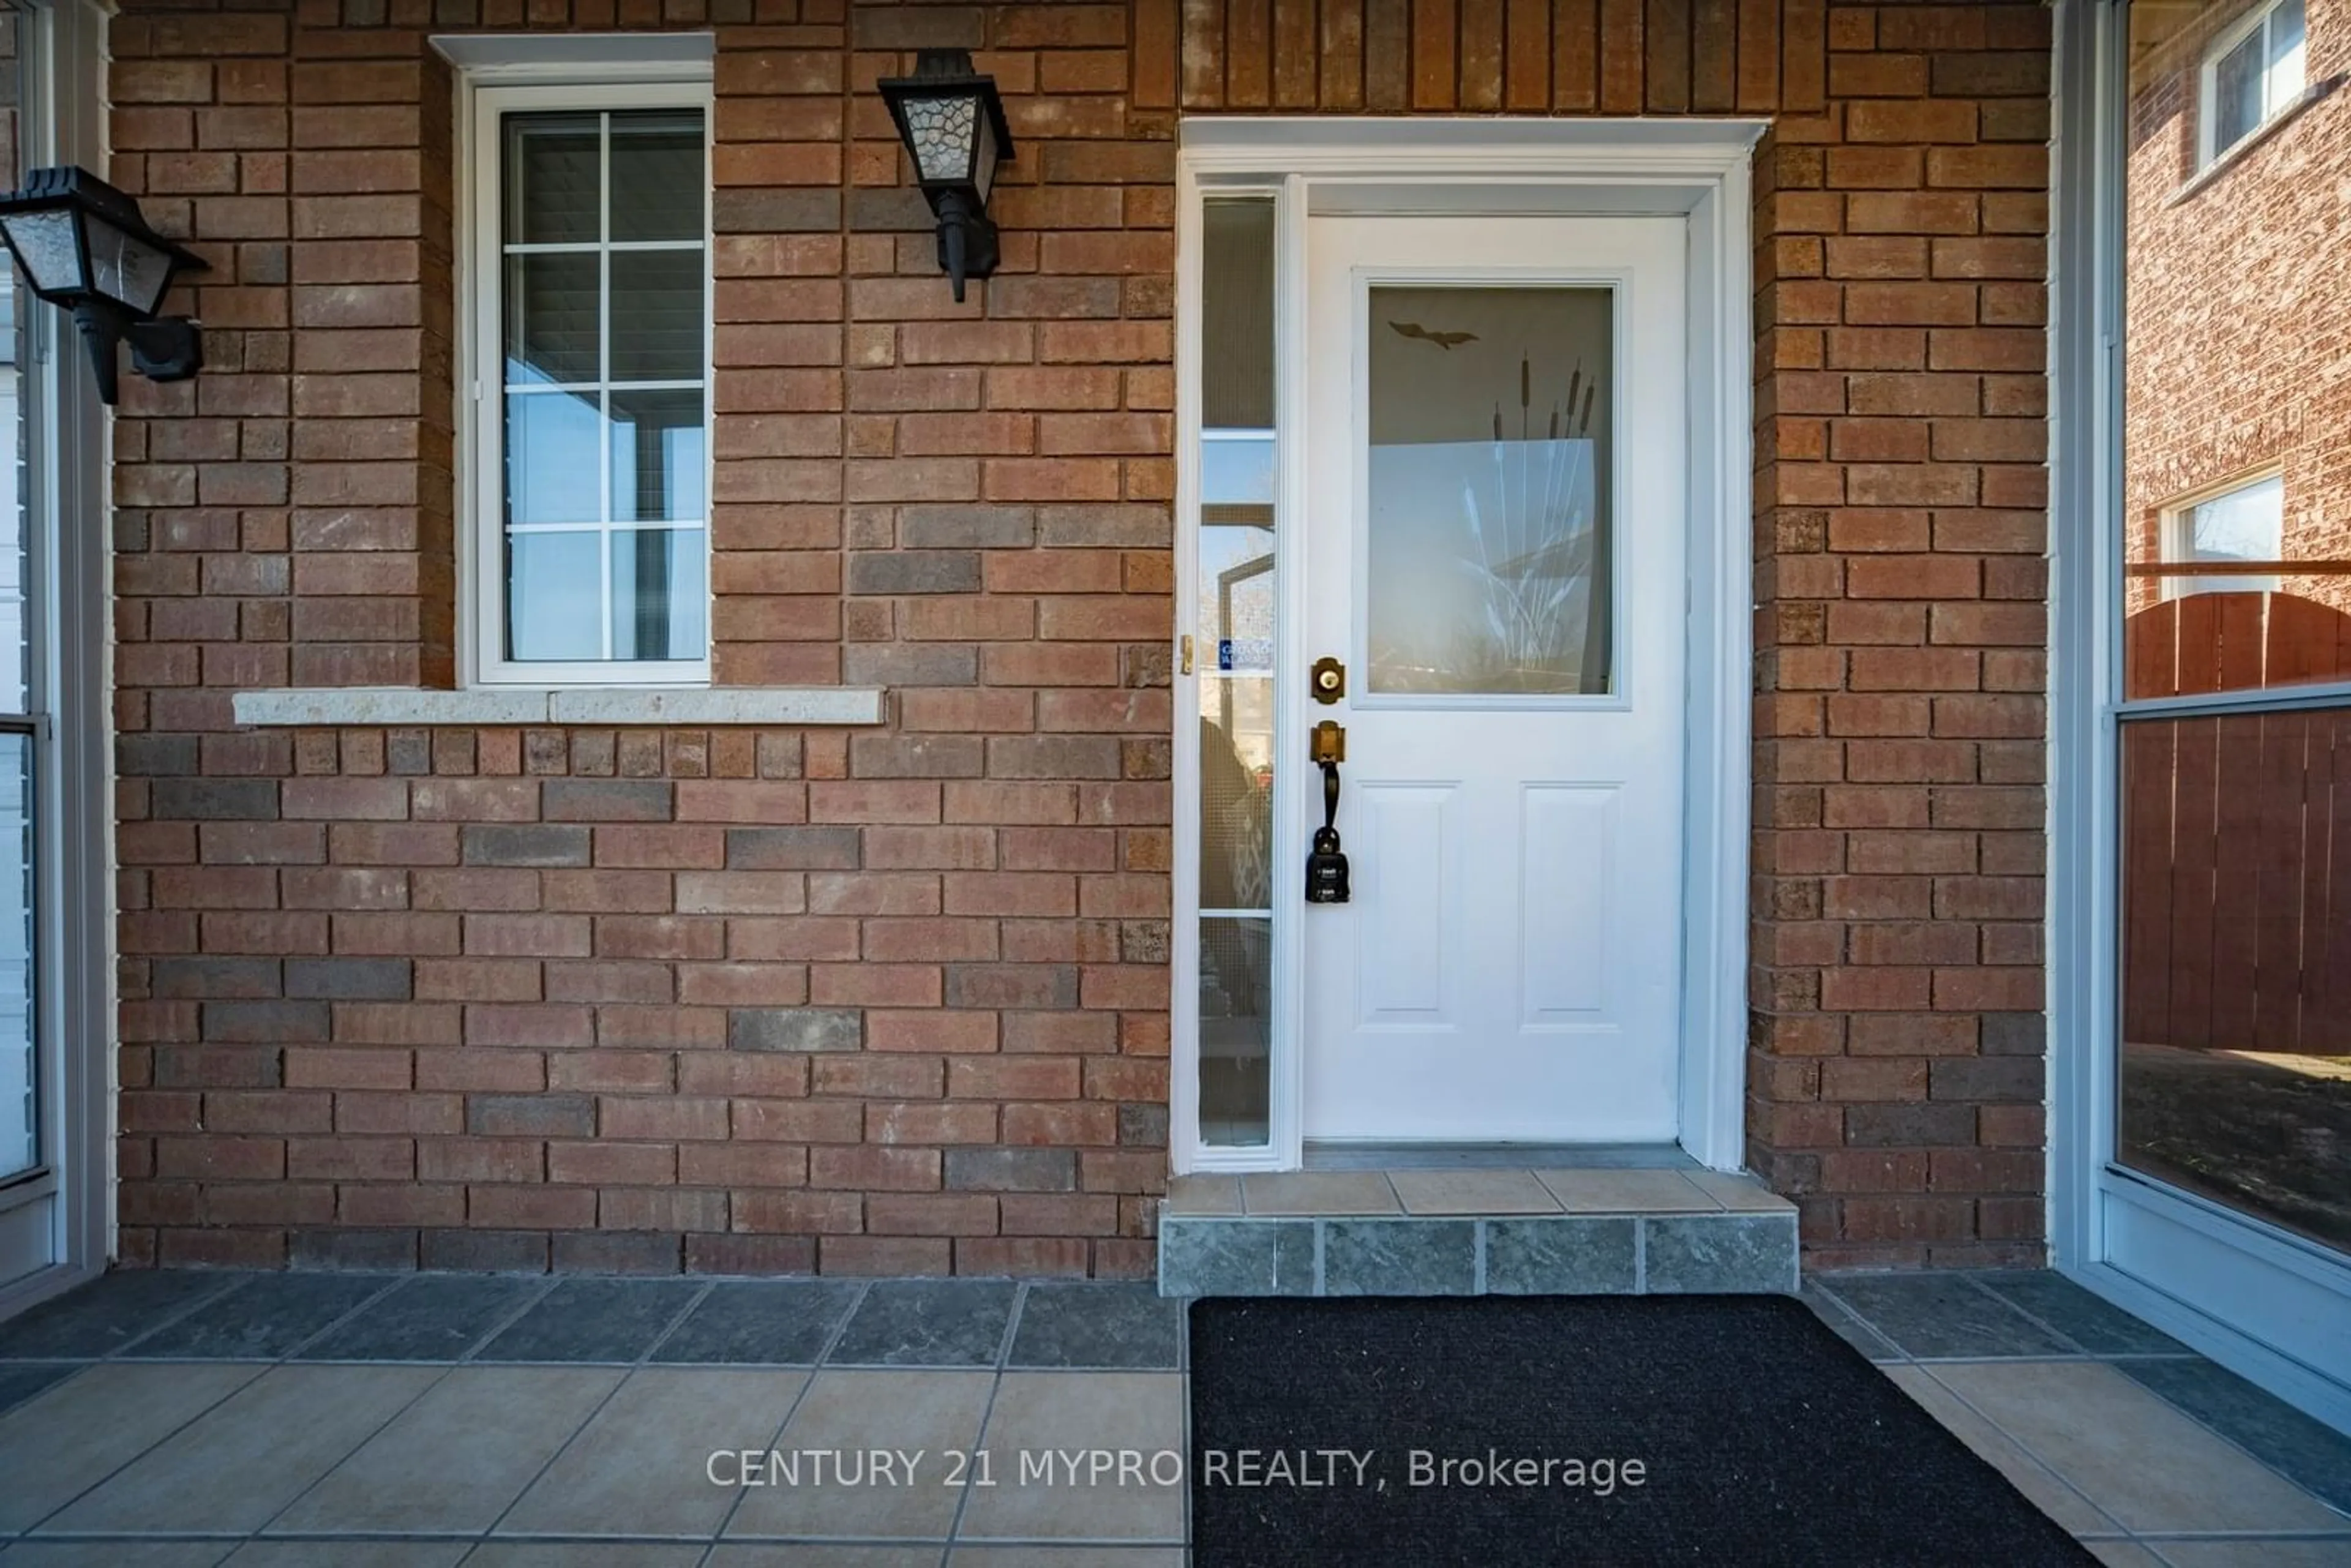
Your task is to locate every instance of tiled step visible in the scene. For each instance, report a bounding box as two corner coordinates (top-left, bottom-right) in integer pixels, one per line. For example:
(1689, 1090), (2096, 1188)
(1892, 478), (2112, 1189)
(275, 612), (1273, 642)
(1158, 1167), (1798, 1297)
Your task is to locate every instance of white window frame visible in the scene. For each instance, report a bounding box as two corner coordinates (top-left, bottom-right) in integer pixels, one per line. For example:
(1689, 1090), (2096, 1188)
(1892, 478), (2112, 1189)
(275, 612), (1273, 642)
(456, 61), (714, 688)
(2156, 467), (2285, 599)
(2053, 0), (2351, 1435)
(2196, 0), (2308, 169)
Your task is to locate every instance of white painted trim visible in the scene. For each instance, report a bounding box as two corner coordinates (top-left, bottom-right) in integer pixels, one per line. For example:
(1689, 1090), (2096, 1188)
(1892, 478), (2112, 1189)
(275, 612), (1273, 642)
(233, 687), (887, 729)
(431, 31), (716, 85)
(0, 0), (115, 1305)
(2050, 0), (2351, 1428)
(454, 70), (716, 689)
(1678, 163), (1757, 1174)
(1168, 121), (1761, 1176)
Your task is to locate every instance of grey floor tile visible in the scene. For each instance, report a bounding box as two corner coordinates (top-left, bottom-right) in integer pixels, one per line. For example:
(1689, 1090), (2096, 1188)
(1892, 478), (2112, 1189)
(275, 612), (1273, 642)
(1643, 1215), (1796, 1293)
(828, 1280), (1016, 1367)
(1925, 1360), (2344, 1533)
(1881, 1365), (2122, 1536)
(2118, 1356), (2351, 1515)
(0, 1362), (263, 1532)
(1970, 1271), (2188, 1356)
(0, 1362), (78, 1416)
(2147, 1542), (2351, 1567)
(1799, 1280), (1900, 1361)
(1387, 1169), (1559, 1215)
(1321, 1219), (1475, 1296)
(1008, 1284), (1183, 1369)
(2080, 1540), (2169, 1567)
(0, 1544), (235, 1567)
(480, 1277), (705, 1364)
(1241, 1171), (1398, 1216)
(223, 1544), (469, 1567)
(1818, 1273), (2075, 1358)
(1534, 1169), (1720, 1214)
(724, 1370), (990, 1539)
(0, 1272), (248, 1360)
(295, 1275), (547, 1363)
(950, 1553), (1185, 1567)
(499, 1367), (806, 1537)
(1157, 1220), (1315, 1297)
(1484, 1217), (1637, 1294)
(127, 1274), (396, 1360)
(271, 1366), (621, 1534)
(42, 1363), (440, 1534)
(708, 1550), (945, 1567)
(1162, 1174), (1242, 1215)
(956, 1371), (1185, 1542)
(650, 1279), (861, 1365)
(465, 1547), (708, 1568)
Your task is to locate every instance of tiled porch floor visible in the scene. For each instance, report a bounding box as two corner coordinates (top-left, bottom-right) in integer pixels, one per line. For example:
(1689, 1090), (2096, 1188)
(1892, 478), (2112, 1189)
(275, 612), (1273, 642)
(0, 1268), (2342, 1564)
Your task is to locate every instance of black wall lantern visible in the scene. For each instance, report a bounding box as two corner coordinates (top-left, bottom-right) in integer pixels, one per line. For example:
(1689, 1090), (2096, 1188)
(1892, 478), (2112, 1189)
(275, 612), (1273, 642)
(878, 49), (1014, 303)
(0, 167), (208, 405)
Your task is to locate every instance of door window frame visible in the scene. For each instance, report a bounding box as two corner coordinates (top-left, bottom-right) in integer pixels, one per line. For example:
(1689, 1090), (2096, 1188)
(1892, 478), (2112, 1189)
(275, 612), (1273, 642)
(2050, 0), (2351, 1433)
(1169, 121), (1761, 1175)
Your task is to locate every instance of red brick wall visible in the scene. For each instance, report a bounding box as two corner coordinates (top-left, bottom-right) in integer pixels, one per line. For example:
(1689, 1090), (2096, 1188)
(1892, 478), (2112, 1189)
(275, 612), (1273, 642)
(108, 0), (2052, 1274)
(2124, 0), (2351, 609)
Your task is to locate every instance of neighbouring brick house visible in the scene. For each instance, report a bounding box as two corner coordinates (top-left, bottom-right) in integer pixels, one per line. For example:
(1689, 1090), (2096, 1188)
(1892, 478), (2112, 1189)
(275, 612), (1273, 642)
(55, 0), (2060, 1282)
(2124, 0), (2351, 613)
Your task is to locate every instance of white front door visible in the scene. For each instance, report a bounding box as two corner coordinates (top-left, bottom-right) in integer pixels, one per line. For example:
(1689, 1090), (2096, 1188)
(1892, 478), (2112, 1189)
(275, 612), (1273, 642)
(1301, 213), (1689, 1144)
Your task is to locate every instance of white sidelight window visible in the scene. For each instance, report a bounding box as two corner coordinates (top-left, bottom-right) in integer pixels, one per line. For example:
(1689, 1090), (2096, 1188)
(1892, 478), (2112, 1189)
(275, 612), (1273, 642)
(467, 75), (713, 686)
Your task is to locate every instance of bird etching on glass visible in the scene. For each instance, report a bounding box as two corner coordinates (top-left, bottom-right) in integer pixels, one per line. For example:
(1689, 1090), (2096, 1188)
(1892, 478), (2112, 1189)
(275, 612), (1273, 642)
(1388, 320), (1478, 350)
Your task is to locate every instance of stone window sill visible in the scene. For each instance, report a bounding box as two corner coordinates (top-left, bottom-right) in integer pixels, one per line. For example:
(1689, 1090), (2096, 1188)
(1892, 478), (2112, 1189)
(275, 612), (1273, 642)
(231, 687), (888, 728)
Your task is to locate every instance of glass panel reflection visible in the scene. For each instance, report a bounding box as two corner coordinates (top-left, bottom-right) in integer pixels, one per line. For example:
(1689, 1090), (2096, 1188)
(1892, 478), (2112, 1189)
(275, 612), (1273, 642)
(0, 733), (29, 1180)
(609, 388), (707, 522)
(609, 112), (703, 242)
(504, 252), (599, 386)
(504, 113), (599, 246)
(1366, 285), (1613, 696)
(1199, 915), (1270, 1147)
(2126, 1), (2343, 700)
(508, 531), (602, 662)
(2120, 708), (2351, 1252)
(610, 250), (705, 382)
(506, 392), (601, 525)
(610, 528), (707, 662)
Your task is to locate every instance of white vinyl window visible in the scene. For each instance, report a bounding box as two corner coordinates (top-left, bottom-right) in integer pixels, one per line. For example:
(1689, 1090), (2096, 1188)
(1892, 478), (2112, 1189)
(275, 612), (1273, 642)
(2199, 0), (2307, 168)
(2159, 471), (2285, 598)
(469, 78), (712, 685)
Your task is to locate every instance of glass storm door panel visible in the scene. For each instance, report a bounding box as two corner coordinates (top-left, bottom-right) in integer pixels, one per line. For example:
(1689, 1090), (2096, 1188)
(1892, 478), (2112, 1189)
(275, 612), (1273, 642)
(2115, 0), (2351, 1266)
(1365, 286), (1614, 697)
(1300, 216), (1689, 1144)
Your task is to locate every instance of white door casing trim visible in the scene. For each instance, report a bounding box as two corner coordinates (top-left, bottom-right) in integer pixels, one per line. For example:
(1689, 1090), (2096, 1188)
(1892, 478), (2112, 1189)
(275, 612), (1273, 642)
(0, 0), (117, 1316)
(1171, 119), (1762, 1175)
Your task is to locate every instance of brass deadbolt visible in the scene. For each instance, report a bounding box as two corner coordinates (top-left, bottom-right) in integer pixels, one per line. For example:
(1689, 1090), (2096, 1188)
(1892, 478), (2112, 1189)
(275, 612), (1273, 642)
(1311, 656), (1346, 705)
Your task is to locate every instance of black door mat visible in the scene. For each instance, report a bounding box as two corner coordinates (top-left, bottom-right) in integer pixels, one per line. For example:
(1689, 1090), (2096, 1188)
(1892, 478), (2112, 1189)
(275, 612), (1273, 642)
(1190, 1294), (2096, 1567)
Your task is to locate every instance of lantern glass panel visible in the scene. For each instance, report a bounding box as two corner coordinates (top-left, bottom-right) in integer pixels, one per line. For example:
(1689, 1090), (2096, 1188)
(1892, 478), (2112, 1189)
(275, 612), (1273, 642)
(973, 108), (999, 203)
(0, 209), (85, 298)
(901, 94), (979, 185)
(84, 215), (175, 316)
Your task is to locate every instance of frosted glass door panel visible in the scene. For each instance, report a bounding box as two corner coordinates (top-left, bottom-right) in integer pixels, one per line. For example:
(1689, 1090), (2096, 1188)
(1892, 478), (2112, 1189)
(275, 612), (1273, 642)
(1365, 286), (1614, 697)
